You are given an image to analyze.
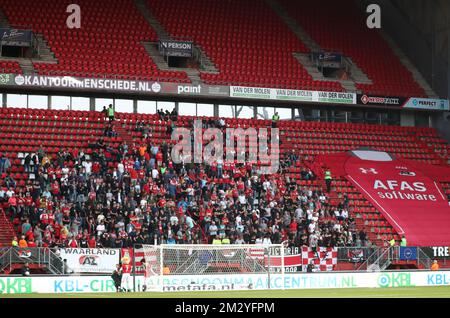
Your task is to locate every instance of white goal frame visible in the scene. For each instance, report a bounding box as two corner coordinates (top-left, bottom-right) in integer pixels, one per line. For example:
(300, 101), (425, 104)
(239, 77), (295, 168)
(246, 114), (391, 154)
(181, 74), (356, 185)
(133, 244), (285, 292)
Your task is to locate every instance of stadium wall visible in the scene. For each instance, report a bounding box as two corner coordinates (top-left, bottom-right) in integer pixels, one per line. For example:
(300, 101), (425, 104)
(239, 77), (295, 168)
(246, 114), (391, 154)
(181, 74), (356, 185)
(1, 271), (450, 294)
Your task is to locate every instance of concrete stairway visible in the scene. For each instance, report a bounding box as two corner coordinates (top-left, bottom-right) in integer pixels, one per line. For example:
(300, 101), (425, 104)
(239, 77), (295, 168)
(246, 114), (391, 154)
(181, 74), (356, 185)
(265, 0), (373, 93)
(293, 53), (360, 92)
(34, 34), (58, 64)
(264, 0), (321, 52)
(134, 0), (218, 84)
(0, 6), (10, 28)
(18, 59), (35, 74)
(0, 209), (14, 246)
(134, 0), (170, 39)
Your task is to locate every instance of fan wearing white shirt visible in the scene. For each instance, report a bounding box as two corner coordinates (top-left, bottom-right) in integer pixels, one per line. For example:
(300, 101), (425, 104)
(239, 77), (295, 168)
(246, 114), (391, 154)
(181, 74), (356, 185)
(238, 194), (246, 205)
(96, 221), (106, 238)
(152, 168), (159, 179)
(308, 220), (316, 234)
(341, 210), (348, 219)
(262, 235), (272, 245)
(255, 236), (263, 244)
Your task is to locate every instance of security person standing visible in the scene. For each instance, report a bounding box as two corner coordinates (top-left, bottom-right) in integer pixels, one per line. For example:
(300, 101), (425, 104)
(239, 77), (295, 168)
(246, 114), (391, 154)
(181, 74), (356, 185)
(272, 112), (280, 128)
(389, 237), (396, 247)
(221, 235), (231, 244)
(324, 169), (332, 192)
(306, 260), (315, 273)
(400, 235), (407, 247)
(212, 235), (222, 245)
(107, 104), (115, 121)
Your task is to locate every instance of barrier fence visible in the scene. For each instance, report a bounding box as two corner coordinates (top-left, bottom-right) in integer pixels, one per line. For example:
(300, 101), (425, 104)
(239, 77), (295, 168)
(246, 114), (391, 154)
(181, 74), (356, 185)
(1, 245), (447, 277)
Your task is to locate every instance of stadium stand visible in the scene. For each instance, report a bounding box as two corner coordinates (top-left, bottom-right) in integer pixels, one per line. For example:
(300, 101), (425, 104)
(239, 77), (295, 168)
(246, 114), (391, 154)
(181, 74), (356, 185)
(146, 0), (343, 91)
(278, 0), (426, 97)
(0, 0), (190, 82)
(0, 107), (449, 250)
(0, 61), (22, 74)
(0, 0), (428, 96)
(0, 0), (449, 278)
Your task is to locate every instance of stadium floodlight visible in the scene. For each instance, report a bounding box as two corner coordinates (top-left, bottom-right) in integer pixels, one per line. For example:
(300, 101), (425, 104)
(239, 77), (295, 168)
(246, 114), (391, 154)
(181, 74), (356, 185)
(135, 244), (285, 292)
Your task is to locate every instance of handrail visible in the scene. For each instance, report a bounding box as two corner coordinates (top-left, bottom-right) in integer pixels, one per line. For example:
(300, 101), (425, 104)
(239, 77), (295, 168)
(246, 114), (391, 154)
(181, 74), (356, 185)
(356, 246), (392, 271)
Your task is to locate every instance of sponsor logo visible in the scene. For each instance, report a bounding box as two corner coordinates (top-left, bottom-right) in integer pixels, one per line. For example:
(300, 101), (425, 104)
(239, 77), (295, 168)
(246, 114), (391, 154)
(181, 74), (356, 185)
(432, 246), (450, 257)
(79, 255), (100, 266)
(1, 29), (26, 40)
(377, 273), (414, 288)
(0, 73), (11, 84)
(0, 278), (32, 294)
(15, 74), (25, 85)
(18, 250), (32, 258)
(178, 85), (201, 94)
(399, 170), (416, 176)
(405, 97), (448, 110)
(359, 168), (378, 174)
(360, 95), (400, 105)
(151, 82), (161, 93)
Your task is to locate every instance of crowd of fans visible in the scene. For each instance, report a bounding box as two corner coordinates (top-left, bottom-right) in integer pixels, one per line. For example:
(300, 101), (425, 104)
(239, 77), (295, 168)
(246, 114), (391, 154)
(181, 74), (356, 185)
(0, 109), (368, 250)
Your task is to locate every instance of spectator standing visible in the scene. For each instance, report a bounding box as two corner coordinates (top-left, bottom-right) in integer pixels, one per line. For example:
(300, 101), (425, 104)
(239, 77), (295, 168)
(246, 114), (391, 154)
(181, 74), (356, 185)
(18, 235), (28, 248)
(431, 260), (440, 271)
(107, 104), (115, 121)
(111, 264), (122, 292)
(400, 235), (407, 247)
(324, 169), (332, 192)
(21, 263), (30, 276)
(272, 112), (280, 128)
(11, 236), (18, 247)
(306, 260), (315, 273)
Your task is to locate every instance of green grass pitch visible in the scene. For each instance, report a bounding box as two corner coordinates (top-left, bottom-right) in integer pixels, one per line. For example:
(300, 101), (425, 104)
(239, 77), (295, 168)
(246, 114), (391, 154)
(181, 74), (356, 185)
(1, 286), (450, 298)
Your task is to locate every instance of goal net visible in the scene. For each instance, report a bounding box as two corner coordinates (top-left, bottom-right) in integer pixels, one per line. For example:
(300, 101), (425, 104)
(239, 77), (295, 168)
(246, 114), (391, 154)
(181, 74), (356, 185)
(137, 244), (285, 292)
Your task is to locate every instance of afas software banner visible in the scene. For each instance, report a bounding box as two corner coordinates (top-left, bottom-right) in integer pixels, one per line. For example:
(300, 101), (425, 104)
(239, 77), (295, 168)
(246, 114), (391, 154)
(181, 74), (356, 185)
(344, 151), (450, 246)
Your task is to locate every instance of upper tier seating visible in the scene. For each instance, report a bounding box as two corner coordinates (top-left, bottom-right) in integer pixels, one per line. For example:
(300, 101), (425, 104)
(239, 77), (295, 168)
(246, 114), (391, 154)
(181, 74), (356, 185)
(147, 0), (344, 91)
(278, 0), (426, 97)
(0, 0), (429, 96)
(0, 0), (189, 82)
(0, 61), (22, 74)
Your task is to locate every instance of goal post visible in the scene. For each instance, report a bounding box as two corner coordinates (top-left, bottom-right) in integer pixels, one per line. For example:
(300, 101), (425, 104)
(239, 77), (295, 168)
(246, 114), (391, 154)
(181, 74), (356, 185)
(135, 244), (285, 292)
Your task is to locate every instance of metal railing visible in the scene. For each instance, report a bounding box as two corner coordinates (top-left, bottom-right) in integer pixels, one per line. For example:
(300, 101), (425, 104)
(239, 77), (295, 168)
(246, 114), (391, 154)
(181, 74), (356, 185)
(0, 247), (63, 274)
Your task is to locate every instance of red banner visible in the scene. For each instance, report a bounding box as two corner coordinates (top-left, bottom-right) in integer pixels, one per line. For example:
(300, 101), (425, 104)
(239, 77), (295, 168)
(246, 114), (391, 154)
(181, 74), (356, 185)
(345, 151), (450, 246)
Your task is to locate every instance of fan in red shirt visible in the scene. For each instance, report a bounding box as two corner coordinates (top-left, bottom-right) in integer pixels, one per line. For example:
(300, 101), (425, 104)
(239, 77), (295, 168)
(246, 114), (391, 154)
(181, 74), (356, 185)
(55, 167), (62, 179)
(51, 181), (60, 196)
(129, 168), (138, 181)
(27, 238), (37, 247)
(54, 223), (61, 240)
(88, 236), (97, 248)
(92, 162), (100, 174)
(24, 193), (33, 207)
(40, 211), (49, 225)
(290, 189), (299, 201)
(68, 237), (78, 248)
(157, 197), (166, 208)
(156, 152), (163, 166)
